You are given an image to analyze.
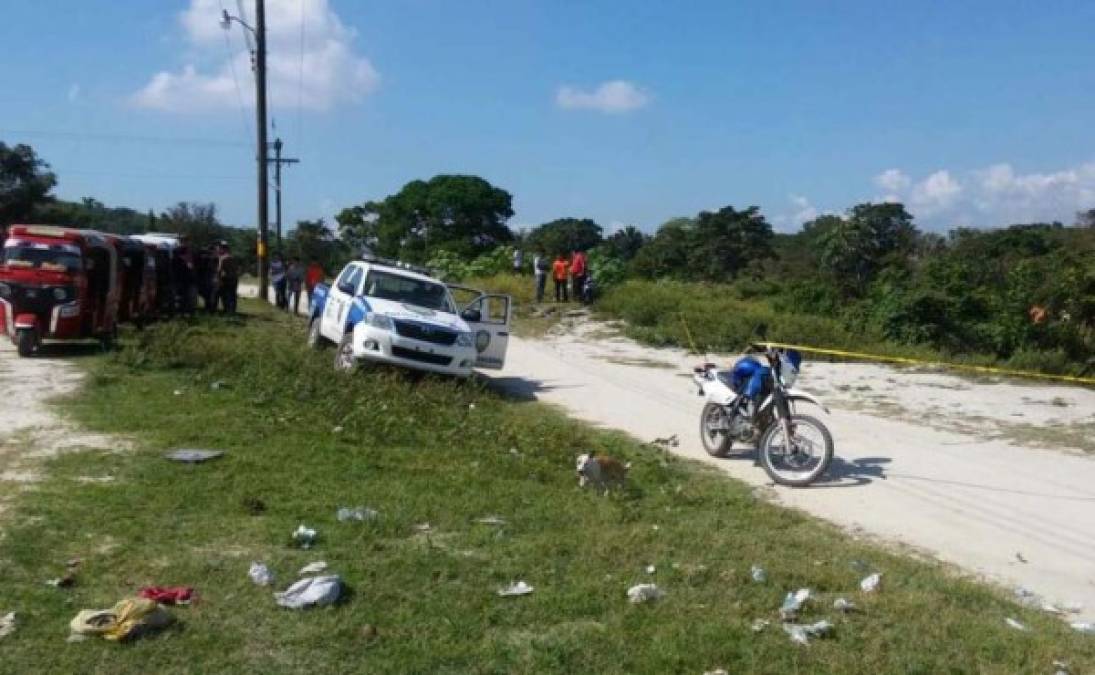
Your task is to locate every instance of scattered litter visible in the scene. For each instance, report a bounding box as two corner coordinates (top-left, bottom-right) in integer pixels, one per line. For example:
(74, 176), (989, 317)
(164, 449), (224, 463)
(69, 597), (174, 641)
(1005, 617), (1029, 632)
(0, 612), (14, 639)
(860, 573), (882, 593)
(498, 581), (534, 597)
(703, 670), (728, 675)
(782, 620), (834, 646)
(249, 562), (275, 586)
(46, 572), (77, 588)
(293, 524), (317, 548)
(298, 561), (328, 576)
(1014, 586), (1038, 606)
(274, 575), (342, 609)
(652, 525), (660, 532)
(336, 506), (378, 522)
(1015, 552), (1028, 564)
(474, 515), (507, 526)
(509, 448), (520, 456)
(779, 588), (811, 620)
(173, 389), (183, 396)
(750, 565), (767, 583)
(65, 558), (82, 568)
(210, 380), (227, 390)
(138, 586), (194, 605)
(66, 633), (88, 643)
(751, 618), (770, 633)
(1053, 659), (1070, 675)
(414, 523), (432, 533)
(468, 403), (476, 411)
(627, 583), (665, 604)
(833, 598), (856, 613)
(1042, 602), (1066, 615)
(332, 426), (344, 434)
(645, 565), (656, 575)
(1071, 621), (1095, 634)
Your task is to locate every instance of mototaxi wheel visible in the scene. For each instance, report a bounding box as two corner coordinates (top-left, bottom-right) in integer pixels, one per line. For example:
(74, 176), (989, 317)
(758, 414), (834, 487)
(16, 328), (36, 357)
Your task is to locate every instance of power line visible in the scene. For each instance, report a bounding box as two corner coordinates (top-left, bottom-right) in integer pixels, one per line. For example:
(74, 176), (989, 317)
(0, 128), (249, 148)
(63, 168), (251, 181)
(296, 0), (306, 151)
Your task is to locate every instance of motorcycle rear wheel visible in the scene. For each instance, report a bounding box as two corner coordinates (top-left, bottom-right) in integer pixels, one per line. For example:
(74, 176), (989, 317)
(758, 414), (833, 487)
(699, 402), (733, 457)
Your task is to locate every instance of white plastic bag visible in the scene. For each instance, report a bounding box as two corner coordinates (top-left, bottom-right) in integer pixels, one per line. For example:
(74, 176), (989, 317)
(274, 575), (342, 609)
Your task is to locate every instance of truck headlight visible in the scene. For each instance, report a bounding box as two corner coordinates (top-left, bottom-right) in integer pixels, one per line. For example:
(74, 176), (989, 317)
(455, 332), (473, 347)
(366, 313), (394, 331)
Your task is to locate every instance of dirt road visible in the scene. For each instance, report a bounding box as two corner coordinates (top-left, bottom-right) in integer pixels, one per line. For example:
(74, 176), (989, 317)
(487, 316), (1095, 621)
(0, 342), (120, 524)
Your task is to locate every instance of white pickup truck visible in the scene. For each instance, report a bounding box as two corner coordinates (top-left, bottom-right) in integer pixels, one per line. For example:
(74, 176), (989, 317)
(307, 257), (512, 377)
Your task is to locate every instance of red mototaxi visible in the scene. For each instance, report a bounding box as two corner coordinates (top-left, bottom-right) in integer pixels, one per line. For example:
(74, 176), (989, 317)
(0, 224), (120, 356)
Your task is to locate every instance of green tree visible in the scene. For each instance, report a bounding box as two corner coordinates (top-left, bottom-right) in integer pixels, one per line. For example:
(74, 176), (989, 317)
(687, 205), (775, 281)
(817, 202), (918, 296)
(603, 225), (647, 262)
(159, 202), (222, 248)
(336, 175), (514, 262)
(0, 142), (57, 226)
(286, 219), (350, 272)
(629, 217), (694, 279)
(524, 217), (603, 256)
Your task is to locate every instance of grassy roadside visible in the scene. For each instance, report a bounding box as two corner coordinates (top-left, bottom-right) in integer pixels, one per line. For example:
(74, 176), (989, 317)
(595, 279), (1091, 378)
(0, 302), (1092, 673)
(463, 273), (580, 338)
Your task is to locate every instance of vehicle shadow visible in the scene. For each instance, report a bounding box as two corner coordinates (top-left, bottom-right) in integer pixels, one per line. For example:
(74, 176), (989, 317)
(484, 376), (580, 402)
(710, 450), (889, 489)
(30, 343), (107, 359)
(812, 456), (891, 488)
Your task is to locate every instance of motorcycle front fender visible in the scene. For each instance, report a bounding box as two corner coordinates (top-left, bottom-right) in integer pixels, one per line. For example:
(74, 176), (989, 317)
(785, 389), (830, 414)
(14, 313), (40, 331)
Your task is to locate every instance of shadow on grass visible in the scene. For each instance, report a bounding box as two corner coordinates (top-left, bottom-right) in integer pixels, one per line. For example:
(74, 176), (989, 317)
(484, 375), (584, 402)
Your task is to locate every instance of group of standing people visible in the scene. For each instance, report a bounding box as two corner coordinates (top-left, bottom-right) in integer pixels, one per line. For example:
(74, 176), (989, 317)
(173, 237), (239, 315)
(271, 256), (326, 314)
(529, 249), (589, 304)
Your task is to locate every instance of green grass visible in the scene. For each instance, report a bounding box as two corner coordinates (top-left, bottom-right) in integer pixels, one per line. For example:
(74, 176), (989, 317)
(595, 279), (1092, 380)
(1, 301), (1093, 673)
(464, 273), (580, 338)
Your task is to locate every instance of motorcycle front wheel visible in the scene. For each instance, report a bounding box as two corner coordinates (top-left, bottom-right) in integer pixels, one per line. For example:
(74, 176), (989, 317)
(758, 414), (833, 487)
(699, 402), (732, 457)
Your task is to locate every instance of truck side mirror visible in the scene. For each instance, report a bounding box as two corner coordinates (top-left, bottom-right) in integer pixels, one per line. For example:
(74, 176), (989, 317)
(337, 281), (356, 295)
(461, 308), (481, 323)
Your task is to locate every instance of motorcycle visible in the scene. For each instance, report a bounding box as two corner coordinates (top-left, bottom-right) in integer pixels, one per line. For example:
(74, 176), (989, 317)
(691, 344), (834, 487)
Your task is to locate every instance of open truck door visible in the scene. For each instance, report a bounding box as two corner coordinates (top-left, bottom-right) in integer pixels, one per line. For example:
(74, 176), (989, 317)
(448, 285), (512, 370)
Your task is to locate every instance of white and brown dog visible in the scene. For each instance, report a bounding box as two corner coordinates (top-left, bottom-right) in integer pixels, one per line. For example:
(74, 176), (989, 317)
(576, 453), (630, 493)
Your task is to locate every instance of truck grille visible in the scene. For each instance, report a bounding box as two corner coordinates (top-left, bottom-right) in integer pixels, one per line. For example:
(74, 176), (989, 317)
(393, 319), (457, 346)
(391, 346), (452, 367)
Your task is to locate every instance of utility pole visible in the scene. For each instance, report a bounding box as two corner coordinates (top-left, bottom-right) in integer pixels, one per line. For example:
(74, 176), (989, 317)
(255, 0), (270, 300)
(269, 137), (300, 257)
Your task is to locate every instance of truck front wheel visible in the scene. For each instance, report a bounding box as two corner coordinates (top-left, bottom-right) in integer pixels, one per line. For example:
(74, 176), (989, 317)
(16, 328), (36, 357)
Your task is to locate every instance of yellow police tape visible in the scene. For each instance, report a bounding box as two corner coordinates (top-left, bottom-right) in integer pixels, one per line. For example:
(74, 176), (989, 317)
(759, 341), (1095, 386)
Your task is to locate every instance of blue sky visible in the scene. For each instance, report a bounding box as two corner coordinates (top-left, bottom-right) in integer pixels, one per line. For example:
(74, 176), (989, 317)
(2, 0), (1094, 233)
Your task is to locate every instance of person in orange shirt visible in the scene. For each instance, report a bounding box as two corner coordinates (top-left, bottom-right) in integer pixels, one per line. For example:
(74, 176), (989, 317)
(569, 248), (587, 302)
(552, 254), (569, 303)
(305, 260), (326, 307)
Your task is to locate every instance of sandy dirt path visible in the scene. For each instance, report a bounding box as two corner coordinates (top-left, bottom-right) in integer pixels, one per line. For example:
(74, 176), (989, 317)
(487, 316), (1095, 621)
(0, 342), (121, 524)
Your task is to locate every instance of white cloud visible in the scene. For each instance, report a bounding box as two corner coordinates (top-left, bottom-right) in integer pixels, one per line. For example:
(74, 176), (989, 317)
(873, 168), (910, 193)
(556, 80), (650, 114)
(869, 162), (1095, 227)
(132, 0), (379, 113)
(67, 84), (81, 102)
(910, 170), (962, 214)
(789, 195), (818, 224)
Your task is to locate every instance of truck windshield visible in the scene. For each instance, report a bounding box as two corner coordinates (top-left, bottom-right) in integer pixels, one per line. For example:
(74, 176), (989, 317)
(1, 242), (82, 273)
(362, 270), (455, 313)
